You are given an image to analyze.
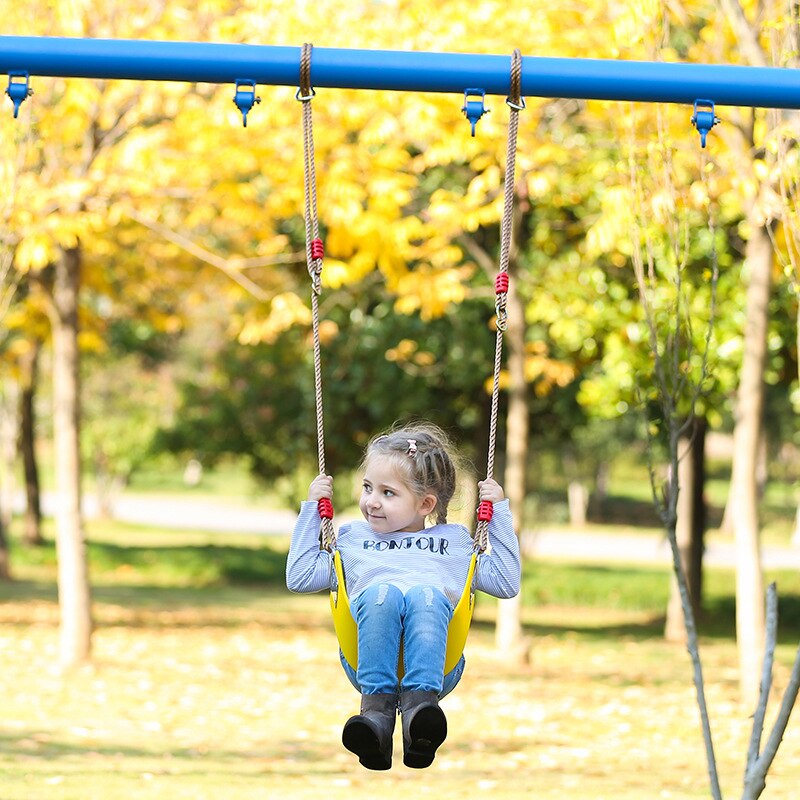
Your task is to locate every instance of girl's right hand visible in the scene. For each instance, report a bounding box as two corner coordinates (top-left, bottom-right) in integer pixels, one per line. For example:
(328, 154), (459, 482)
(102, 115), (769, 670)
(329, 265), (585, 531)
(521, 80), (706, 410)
(308, 474), (333, 502)
(478, 478), (505, 504)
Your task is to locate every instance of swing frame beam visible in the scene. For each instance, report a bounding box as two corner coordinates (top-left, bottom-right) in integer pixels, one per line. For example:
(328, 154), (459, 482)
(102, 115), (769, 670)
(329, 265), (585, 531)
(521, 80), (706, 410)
(2, 35), (800, 110)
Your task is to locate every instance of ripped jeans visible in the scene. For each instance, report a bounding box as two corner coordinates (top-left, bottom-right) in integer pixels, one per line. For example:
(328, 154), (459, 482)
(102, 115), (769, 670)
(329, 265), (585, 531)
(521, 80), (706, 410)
(340, 583), (465, 698)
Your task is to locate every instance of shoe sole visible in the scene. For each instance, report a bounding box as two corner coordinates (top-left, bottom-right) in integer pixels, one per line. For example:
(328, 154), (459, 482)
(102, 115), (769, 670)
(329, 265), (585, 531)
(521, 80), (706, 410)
(403, 706), (447, 769)
(342, 717), (392, 771)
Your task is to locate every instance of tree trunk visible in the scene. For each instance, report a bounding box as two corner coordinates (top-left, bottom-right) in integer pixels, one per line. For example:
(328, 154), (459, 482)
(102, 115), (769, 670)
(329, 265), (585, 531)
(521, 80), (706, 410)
(0, 502), (10, 580)
(0, 385), (13, 576)
(665, 417), (707, 642)
(19, 338), (43, 546)
(495, 183), (530, 656)
(719, 476), (734, 534)
(794, 304), (800, 546)
(567, 481), (589, 526)
(719, 425), (764, 535)
(689, 417), (707, 606)
(563, 451), (589, 526)
(93, 450), (118, 520)
(51, 246), (92, 668)
(730, 221), (770, 705)
(593, 461), (610, 522)
(0, 384), (16, 535)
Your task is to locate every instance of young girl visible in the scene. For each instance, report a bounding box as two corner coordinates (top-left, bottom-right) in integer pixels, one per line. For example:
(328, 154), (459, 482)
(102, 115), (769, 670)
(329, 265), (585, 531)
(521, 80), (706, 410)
(286, 423), (520, 770)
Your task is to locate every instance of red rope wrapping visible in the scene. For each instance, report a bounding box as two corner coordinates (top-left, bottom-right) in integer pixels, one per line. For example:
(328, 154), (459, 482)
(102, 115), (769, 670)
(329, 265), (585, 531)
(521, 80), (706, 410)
(311, 238), (324, 260)
(495, 273), (509, 294)
(318, 497), (334, 519)
(477, 500), (494, 523)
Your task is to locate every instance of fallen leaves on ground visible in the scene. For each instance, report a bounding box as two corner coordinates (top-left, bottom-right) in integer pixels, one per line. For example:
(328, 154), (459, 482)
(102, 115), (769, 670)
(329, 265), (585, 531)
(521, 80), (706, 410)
(1, 593), (798, 800)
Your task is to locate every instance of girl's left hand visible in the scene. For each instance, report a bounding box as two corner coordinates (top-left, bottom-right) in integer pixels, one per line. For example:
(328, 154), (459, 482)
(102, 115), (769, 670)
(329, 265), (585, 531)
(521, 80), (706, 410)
(478, 478), (505, 504)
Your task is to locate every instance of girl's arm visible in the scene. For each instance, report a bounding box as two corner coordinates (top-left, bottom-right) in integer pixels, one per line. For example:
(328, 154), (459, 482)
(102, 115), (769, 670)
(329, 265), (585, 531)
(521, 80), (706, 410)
(474, 499), (521, 599)
(285, 501), (332, 593)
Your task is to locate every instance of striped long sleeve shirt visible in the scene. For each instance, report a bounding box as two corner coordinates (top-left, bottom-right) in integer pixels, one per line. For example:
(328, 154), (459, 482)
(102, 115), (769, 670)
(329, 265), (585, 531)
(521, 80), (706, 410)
(286, 499), (521, 607)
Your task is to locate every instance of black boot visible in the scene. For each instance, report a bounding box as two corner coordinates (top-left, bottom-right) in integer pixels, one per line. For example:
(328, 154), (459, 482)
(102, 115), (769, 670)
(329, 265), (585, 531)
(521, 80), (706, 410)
(342, 693), (397, 770)
(399, 690), (447, 769)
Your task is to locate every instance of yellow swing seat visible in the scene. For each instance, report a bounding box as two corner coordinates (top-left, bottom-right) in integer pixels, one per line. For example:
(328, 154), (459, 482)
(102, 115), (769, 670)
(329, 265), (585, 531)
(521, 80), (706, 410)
(330, 548), (478, 678)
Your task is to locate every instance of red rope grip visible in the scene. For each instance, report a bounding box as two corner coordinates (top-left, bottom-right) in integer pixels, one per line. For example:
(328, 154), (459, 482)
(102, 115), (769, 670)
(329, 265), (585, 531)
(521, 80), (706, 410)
(311, 238), (325, 260)
(318, 497), (334, 519)
(495, 273), (509, 294)
(477, 500), (494, 523)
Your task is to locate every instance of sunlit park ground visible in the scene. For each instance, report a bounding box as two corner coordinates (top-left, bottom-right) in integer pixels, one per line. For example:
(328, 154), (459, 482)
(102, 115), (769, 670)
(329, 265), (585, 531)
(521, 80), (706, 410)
(1, 509), (799, 800)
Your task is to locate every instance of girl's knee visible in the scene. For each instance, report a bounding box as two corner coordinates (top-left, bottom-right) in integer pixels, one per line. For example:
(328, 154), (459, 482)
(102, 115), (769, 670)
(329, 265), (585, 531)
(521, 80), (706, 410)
(359, 582), (404, 608)
(405, 585), (450, 612)
(380, 582), (405, 606)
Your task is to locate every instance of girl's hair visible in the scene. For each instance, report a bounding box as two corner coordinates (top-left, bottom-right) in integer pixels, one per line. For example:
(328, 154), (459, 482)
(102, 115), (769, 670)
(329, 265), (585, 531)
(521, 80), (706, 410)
(361, 422), (459, 525)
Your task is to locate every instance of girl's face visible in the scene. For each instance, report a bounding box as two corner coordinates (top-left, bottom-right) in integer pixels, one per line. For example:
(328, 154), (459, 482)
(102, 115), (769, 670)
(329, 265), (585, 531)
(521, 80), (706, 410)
(359, 455), (436, 534)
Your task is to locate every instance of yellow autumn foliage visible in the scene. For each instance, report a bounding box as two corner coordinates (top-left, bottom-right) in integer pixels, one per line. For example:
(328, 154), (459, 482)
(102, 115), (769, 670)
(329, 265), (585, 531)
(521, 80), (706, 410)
(586, 187), (635, 257)
(393, 265), (473, 320)
(238, 292), (313, 345)
(2, 0), (796, 400)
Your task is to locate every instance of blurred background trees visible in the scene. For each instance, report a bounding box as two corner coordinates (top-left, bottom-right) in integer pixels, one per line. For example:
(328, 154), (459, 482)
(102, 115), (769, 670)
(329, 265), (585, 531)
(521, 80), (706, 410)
(0, 0), (797, 701)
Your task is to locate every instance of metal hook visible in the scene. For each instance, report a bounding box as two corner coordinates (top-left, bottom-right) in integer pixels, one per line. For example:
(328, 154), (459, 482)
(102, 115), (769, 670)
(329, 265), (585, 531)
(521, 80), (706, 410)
(691, 99), (719, 148)
(6, 72), (32, 118)
(233, 79), (261, 127)
(462, 88), (489, 136)
(295, 87), (316, 102)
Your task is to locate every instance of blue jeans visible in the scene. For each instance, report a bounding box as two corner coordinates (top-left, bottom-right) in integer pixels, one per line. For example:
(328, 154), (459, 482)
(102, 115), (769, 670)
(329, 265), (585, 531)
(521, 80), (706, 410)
(340, 583), (465, 698)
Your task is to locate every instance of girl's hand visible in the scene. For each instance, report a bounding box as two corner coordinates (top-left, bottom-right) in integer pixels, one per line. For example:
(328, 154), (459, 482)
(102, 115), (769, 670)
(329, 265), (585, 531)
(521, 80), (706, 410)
(478, 478), (504, 504)
(308, 474), (333, 502)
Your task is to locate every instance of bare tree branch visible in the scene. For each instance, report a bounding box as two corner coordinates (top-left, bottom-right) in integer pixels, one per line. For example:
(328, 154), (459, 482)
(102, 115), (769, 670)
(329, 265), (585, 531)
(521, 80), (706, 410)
(742, 583), (800, 799)
(627, 93), (724, 800)
(752, 642), (800, 788)
(458, 233), (497, 279)
(745, 583), (778, 778)
(0, 248), (20, 322)
(631, 234), (724, 800)
(234, 252), (307, 269)
(126, 209), (272, 302)
(718, 0), (770, 67)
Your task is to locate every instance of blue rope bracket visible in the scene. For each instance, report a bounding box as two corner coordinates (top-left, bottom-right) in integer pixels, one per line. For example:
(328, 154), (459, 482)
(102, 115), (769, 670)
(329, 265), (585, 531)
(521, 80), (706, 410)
(691, 99), (720, 148)
(462, 88), (489, 136)
(6, 71), (32, 118)
(233, 79), (261, 127)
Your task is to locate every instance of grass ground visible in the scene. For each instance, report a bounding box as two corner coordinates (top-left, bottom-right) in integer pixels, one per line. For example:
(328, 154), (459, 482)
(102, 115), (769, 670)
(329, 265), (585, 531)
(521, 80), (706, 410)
(1, 524), (799, 800)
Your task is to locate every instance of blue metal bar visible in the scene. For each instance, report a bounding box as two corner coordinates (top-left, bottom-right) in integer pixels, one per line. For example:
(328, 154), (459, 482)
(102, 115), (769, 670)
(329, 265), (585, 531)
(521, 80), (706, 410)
(2, 35), (800, 109)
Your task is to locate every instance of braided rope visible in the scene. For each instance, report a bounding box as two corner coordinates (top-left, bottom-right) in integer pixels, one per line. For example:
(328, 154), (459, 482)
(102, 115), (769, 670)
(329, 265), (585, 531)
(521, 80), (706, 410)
(299, 43), (335, 551)
(475, 49), (523, 552)
(298, 45), (522, 552)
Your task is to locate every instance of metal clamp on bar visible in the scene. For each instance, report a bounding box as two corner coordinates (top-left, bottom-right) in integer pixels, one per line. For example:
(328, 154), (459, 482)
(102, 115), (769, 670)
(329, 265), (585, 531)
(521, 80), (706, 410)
(233, 79), (260, 127)
(691, 99), (719, 148)
(6, 71), (32, 118)
(462, 88), (489, 136)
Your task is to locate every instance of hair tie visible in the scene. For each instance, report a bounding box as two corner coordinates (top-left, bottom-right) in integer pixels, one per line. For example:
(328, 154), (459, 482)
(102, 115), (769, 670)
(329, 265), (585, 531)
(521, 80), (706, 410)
(406, 439), (417, 456)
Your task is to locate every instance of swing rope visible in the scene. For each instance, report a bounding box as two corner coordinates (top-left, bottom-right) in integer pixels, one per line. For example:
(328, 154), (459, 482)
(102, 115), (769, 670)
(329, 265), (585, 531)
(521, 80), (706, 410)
(298, 42), (335, 551)
(475, 48), (524, 552)
(299, 45), (524, 554)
